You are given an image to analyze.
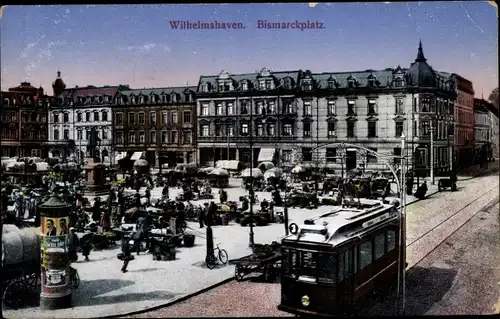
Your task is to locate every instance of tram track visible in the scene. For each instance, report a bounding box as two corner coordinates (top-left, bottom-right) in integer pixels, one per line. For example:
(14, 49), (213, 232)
(406, 184), (499, 270)
(406, 183), (499, 247)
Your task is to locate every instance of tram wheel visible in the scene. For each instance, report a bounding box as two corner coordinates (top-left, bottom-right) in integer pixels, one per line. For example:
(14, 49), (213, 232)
(3, 280), (28, 309)
(235, 264), (245, 281)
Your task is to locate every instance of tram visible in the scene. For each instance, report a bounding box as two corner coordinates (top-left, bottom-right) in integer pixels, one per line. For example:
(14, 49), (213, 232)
(277, 198), (405, 316)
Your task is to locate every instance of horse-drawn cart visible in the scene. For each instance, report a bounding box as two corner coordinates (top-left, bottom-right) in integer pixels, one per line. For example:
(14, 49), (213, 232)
(2, 225), (41, 309)
(229, 242), (281, 282)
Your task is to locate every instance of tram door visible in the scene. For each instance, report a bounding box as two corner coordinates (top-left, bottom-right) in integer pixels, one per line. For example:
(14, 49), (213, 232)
(346, 151), (357, 171)
(338, 248), (355, 311)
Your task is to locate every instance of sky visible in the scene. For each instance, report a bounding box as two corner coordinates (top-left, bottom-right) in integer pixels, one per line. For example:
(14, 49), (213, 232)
(0, 3), (498, 97)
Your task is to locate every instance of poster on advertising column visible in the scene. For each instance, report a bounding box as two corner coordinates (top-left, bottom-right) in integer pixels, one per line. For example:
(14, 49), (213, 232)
(41, 216), (69, 237)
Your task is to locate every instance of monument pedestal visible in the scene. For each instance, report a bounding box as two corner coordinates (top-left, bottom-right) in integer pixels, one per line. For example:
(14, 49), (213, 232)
(84, 157), (108, 196)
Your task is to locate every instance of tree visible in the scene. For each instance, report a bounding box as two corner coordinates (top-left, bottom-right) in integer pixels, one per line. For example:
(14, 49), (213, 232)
(488, 87), (499, 109)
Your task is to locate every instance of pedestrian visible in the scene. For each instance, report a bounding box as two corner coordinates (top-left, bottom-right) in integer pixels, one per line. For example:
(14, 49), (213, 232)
(120, 235), (133, 273)
(145, 187), (151, 205)
(162, 184), (169, 200)
(80, 234), (93, 261)
(68, 227), (79, 262)
(100, 209), (111, 232)
(92, 197), (102, 223)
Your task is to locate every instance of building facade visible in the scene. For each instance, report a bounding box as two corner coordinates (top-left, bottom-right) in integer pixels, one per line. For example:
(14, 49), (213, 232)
(196, 69), (300, 167)
(1, 82), (51, 158)
(449, 74), (475, 168)
(113, 86), (197, 167)
(47, 71), (126, 163)
(473, 98), (494, 161)
(196, 43), (456, 177)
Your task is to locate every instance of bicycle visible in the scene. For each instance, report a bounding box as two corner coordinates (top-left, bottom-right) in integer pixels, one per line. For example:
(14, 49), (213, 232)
(205, 243), (229, 270)
(69, 266), (80, 289)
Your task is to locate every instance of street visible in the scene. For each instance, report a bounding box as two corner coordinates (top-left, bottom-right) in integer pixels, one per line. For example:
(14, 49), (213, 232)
(129, 171), (500, 318)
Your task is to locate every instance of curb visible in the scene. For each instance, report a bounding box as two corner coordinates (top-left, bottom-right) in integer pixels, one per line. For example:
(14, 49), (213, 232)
(109, 276), (235, 318)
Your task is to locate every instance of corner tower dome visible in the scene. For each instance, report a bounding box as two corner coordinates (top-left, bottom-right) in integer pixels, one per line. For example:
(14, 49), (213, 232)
(406, 41), (435, 88)
(52, 70), (66, 96)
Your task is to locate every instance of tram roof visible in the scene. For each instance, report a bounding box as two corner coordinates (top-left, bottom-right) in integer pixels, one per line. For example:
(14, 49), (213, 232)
(283, 198), (400, 247)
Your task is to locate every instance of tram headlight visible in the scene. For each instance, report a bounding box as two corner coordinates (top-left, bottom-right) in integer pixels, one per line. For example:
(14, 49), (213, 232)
(301, 295), (310, 307)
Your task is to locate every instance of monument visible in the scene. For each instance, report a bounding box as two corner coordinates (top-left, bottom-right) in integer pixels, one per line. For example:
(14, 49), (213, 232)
(84, 128), (107, 196)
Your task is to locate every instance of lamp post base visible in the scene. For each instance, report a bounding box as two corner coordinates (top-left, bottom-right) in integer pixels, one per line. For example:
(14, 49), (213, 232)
(40, 293), (72, 310)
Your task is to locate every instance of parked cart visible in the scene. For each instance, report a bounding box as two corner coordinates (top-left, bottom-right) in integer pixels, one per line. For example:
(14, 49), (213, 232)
(2, 225), (41, 309)
(229, 242), (281, 282)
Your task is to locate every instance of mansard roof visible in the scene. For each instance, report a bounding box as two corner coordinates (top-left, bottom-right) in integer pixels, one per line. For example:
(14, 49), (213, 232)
(118, 86), (197, 102)
(197, 70), (301, 92)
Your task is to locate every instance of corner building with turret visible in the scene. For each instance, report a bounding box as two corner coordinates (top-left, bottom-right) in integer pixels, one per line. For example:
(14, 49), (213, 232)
(196, 42), (456, 176)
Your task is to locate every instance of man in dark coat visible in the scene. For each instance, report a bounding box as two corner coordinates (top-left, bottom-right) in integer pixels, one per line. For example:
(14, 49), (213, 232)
(145, 187), (151, 205)
(92, 197), (102, 223)
(162, 184), (169, 200)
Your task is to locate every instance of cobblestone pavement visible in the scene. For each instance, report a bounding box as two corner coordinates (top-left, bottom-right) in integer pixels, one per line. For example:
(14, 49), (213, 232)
(3, 172), (496, 318)
(129, 185), (500, 318)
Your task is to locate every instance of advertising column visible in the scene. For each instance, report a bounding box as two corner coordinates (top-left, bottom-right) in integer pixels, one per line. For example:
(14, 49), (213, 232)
(39, 195), (72, 309)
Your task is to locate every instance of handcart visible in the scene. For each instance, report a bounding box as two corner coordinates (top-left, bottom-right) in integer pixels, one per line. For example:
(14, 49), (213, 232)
(229, 242), (281, 282)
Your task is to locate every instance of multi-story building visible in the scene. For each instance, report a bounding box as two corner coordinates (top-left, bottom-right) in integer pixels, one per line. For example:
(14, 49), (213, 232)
(473, 98), (494, 161)
(113, 86), (197, 167)
(196, 68), (301, 167)
(47, 71), (126, 162)
(295, 41), (456, 177)
(1, 82), (51, 158)
(447, 74), (475, 168)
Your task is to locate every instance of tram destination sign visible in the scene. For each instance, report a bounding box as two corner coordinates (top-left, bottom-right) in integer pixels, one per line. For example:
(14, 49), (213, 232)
(361, 212), (391, 229)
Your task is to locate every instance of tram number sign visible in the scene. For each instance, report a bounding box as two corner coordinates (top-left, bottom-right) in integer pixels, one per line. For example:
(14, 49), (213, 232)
(289, 223), (299, 235)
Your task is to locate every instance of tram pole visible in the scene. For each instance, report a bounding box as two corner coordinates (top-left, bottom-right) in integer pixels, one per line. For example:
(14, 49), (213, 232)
(401, 134), (407, 315)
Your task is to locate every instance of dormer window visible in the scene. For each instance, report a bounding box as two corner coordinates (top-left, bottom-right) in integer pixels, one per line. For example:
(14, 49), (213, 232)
(302, 81), (312, 91)
(265, 80), (273, 90)
(103, 95), (109, 103)
(12, 98), (16, 105)
(283, 79), (291, 90)
(139, 96), (144, 104)
(150, 95), (156, 103)
(395, 78), (405, 88)
(58, 97), (64, 105)
(201, 83), (209, 93)
(78, 97), (83, 104)
(98, 96), (103, 103)
(328, 80), (336, 89)
(241, 81), (248, 91)
(162, 94), (168, 103)
(258, 80), (265, 90)
(131, 96), (136, 104)
(4, 98), (9, 106)
(348, 79), (355, 88)
(171, 94), (177, 103)
(367, 78), (375, 88)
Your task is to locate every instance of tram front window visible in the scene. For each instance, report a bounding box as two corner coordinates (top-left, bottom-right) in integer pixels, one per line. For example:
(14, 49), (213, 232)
(283, 248), (337, 283)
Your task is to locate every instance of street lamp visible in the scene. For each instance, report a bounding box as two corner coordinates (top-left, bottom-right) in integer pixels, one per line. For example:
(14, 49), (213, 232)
(397, 133), (407, 315)
(249, 97), (255, 247)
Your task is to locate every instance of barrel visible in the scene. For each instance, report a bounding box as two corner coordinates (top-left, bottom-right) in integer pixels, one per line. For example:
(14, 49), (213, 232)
(183, 234), (195, 247)
(221, 214), (229, 226)
(2, 225), (40, 266)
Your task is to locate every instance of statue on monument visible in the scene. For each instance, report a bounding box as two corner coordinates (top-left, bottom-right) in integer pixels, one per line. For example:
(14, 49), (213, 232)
(88, 128), (101, 160)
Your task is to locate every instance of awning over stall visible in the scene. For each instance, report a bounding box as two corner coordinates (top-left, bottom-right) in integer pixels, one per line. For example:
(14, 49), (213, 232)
(258, 148), (276, 162)
(130, 152), (144, 161)
(115, 152), (128, 162)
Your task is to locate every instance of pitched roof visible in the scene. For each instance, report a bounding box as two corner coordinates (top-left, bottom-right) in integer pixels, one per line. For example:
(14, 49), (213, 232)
(71, 85), (122, 98)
